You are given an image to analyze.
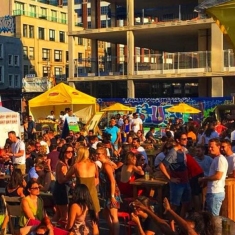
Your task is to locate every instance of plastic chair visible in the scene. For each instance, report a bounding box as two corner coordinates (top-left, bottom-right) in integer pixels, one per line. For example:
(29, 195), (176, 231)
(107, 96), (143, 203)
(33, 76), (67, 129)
(1, 195), (21, 235)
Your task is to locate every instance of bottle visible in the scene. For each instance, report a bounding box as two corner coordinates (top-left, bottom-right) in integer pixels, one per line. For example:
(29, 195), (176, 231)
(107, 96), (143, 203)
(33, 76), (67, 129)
(144, 171), (149, 180)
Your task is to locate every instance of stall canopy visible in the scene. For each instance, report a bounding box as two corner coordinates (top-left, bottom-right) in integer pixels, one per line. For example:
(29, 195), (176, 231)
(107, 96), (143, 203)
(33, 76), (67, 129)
(0, 107), (21, 147)
(29, 83), (96, 123)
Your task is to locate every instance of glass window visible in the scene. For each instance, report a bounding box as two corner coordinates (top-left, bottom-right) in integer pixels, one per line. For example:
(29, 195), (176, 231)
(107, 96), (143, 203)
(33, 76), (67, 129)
(59, 31), (65, 42)
(42, 48), (50, 61)
(23, 24), (27, 37)
(0, 44), (3, 59)
(51, 10), (57, 22)
(54, 50), (62, 62)
(8, 55), (13, 65)
(23, 46), (27, 59)
(49, 29), (55, 41)
(15, 1), (24, 14)
(8, 74), (13, 87)
(54, 67), (62, 76)
(29, 5), (36, 17)
(88, 22), (91, 28)
(29, 25), (34, 38)
(88, 8), (91, 16)
(14, 55), (19, 66)
(14, 75), (19, 87)
(38, 27), (45, 39)
(66, 51), (69, 62)
(23, 65), (28, 77)
(61, 12), (66, 24)
(40, 7), (47, 18)
(78, 37), (83, 45)
(29, 47), (34, 60)
(0, 66), (4, 83)
(101, 6), (108, 15)
(43, 66), (49, 77)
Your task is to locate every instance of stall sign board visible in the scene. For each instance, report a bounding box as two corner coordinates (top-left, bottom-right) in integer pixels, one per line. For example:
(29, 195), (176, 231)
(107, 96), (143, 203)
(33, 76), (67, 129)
(67, 116), (79, 132)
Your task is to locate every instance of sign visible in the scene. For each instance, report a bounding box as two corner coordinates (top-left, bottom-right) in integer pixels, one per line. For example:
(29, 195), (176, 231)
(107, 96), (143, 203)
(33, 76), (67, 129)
(25, 74), (36, 78)
(22, 77), (53, 92)
(67, 116), (79, 132)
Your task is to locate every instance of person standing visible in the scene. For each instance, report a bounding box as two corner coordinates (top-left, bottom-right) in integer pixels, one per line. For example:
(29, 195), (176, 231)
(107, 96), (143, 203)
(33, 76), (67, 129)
(7, 131), (26, 174)
(130, 113), (143, 133)
(27, 115), (36, 141)
(199, 138), (228, 216)
(104, 117), (121, 150)
(220, 139), (235, 178)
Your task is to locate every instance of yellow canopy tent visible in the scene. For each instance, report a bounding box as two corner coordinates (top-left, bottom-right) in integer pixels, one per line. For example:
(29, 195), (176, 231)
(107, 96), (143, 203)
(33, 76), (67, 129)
(195, 0), (235, 49)
(29, 83), (96, 123)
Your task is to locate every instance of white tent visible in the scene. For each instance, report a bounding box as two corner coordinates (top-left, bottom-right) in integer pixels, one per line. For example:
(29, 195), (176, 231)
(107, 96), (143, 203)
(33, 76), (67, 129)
(0, 107), (21, 147)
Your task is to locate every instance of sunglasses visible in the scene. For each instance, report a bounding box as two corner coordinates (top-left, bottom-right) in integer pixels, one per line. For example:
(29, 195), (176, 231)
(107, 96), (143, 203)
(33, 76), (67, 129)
(65, 151), (74, 154)
(31, 187), (40, 190)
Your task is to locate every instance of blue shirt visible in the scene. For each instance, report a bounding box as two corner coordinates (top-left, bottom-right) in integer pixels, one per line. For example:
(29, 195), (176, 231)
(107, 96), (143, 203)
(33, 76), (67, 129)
(28, 167), (38, 181)
(105, 126), (119, 144)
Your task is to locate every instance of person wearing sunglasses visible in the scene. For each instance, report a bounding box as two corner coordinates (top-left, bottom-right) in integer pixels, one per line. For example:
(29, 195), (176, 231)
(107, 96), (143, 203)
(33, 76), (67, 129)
(52, 144), (74, 223)
(19, 181), (45, 227)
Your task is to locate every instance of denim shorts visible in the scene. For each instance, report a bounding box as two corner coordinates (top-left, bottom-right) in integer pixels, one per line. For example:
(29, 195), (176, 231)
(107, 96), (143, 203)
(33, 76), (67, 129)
(169, 182), (191, 206)
(206, 192), (225, 216)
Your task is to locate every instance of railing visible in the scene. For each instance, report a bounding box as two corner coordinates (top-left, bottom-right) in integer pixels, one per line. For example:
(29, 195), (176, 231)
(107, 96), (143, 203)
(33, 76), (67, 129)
(13, 10), (70, 25)
(74, 50), (235, 77)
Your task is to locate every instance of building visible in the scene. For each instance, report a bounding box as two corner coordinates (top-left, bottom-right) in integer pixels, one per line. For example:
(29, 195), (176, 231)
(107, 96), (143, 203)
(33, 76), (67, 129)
(67, 0), (235, 98)
(0, 33), (23, 111)
(0, 0), (86, 102)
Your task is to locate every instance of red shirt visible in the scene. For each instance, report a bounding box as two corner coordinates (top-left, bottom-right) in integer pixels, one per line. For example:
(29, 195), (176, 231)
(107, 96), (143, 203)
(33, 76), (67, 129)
(186, 154), (203, 178)
(215, 124), (227, 135)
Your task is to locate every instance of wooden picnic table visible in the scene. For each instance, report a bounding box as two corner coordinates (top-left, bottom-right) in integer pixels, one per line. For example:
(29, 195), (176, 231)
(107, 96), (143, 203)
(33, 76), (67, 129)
(130, 178), (168, 216)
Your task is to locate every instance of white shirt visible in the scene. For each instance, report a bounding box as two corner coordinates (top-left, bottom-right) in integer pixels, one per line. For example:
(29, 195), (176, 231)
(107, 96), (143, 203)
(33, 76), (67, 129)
(207, 155), (228, 194)
(226, 153), (235, 175)
(40, 140), (50, 154)
(231, 130), (235, 141)
(131, 118), (143, 133)
(11, 139), (26, 165)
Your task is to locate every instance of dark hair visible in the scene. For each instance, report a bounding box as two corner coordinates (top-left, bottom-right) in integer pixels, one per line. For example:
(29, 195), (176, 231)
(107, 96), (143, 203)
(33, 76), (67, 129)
(72, 184), (97, 223)
(8, 169), (24, 189)
(221, 139), (232, 146)
(25, 181), (38, 196)
(58, 144), (74, 166)
(8, 131), (16, 135)
(174, 131), (187, 142)
(208, 138), (221, 147)
(186, 211), (215, 235)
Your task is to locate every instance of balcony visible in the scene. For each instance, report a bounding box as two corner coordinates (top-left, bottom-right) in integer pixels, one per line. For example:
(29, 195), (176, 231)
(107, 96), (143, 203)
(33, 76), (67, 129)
(13, 10), (69, 25)
(72, 50), (235, 77)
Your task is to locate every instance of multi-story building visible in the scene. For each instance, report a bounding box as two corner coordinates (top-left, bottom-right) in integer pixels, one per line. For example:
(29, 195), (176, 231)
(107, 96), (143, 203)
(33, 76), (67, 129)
(0, 34), (22, 110)
(67, 0), (235, 98)
(0, 0), (86, 102)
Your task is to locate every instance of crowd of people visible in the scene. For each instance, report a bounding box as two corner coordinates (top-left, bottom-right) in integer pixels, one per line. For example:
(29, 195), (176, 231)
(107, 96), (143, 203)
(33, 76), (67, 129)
(0, 111), (234, 235)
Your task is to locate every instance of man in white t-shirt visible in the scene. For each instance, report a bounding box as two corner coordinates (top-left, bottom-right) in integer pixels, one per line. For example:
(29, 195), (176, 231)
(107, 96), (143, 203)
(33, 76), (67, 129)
(199, 138), (228, 216)
(220, 139), (235, 177)
(132, 138), (148, 164)
(130, 113), (143, 133)
(7, 131), (26, 174)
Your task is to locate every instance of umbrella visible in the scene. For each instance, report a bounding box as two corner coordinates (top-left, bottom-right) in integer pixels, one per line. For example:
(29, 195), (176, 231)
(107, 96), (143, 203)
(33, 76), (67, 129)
(166, 103), (201, 114)
(101, 103), (135, 112)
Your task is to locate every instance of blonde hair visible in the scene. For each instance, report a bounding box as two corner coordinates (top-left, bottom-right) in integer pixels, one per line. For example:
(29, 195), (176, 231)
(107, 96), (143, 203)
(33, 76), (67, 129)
(75, 146), (89, 163)
(124, 152), (136, 165)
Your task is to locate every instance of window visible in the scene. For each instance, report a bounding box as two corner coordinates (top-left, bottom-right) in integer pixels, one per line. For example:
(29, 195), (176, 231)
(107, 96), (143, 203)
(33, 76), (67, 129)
(38, 27), (45, 39)
(88, 22), (91, 28)
(51, 10), (57, 22)
(23, 24), (27, 37)
(87, 39), (90, 47)
(0, 44), (3, 59)
(0, 66), (4, 83)
(23, 46), (28, 59)
(61, 12), (66, 24)
(59, 31), (65, 42)
(14, 55), (19, 66)
(54, 50), (62, 62)
(54, 67), (62, 76)
(78, 53), (82, 63)
(88, 8), (91, 16)
(42, 48), (50, 61)
(8, 74), (14, 88)
(49, 29), (55, 41)
(8, 55), (13, 65)
(78, 37), (83, 45)
(43, 66), (49, 77)
(29, 5), (36, 17)
(101, 6), (108, 15)
(40, 7), (47, 19)
(23, 65), (28, 77)
(14, 75), (19, 87)
(66, 51), (69, 62)
(29, 47), (34, 59)
(14, 1), (24, 15)
(29, 25), (34, 38)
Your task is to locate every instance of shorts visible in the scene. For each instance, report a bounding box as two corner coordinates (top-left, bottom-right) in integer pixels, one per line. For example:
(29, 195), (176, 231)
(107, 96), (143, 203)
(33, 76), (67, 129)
(206, 192), (225, 216)
(170, 182), (191, 206)
(190, 173), (204, 196)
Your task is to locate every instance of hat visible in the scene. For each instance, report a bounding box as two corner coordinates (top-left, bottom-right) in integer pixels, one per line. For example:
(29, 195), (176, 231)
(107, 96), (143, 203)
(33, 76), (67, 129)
(188, 117), (193, 120)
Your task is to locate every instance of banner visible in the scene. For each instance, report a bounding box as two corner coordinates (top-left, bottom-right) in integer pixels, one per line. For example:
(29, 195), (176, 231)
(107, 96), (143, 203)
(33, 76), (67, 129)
(22, 77), (53, 92)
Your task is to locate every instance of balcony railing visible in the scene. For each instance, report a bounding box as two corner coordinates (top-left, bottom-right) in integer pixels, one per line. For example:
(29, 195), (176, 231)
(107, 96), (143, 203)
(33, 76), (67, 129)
(74, 50), (234, 77)
(13, 10), (70, 25)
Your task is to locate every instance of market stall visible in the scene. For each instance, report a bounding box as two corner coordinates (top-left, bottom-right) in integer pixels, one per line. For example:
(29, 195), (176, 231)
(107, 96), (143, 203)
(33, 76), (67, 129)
(28, 83), (96, 125)
(0, 107), (21, 147)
